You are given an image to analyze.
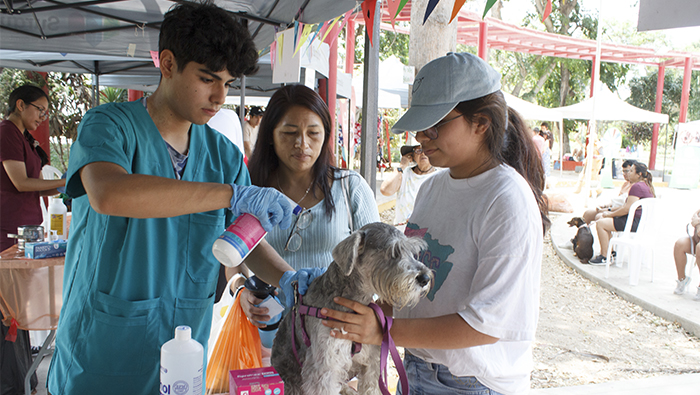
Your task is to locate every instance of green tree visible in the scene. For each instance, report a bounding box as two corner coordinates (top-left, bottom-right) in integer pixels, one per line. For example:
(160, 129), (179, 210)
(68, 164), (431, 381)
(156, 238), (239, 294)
(0, 68), (92, 171)
(100, 87), (127, 104)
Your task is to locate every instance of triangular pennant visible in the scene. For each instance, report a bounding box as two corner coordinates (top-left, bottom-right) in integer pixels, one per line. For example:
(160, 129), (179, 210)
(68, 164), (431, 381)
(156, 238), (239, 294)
(293, 21), (300, 53)
(307, 22), (324, 48)
(361, 0), (377, 46)
(386, 0), (401, 28)
(321, 15), (342, 43)
(450, 0), (467, 23)
(397, 0), (409, 17)
(337, 9), (353, 35)
(294, 23), (314, 56)
(278, 33), (284, 64)
(270, 41), (276, 71)
(330, 10), (353, 48)
(150, 50), (160, 68)
(482, 0), (498, 19)
(542, 0), (552, 23)
(423, 0), (440, 24)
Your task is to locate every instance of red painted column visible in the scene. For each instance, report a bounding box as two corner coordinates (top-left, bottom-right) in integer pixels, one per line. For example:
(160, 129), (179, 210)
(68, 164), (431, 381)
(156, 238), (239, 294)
(345, 19), (355, 74)
(679, 57), (692, 123)
(649, 64), (665, 170)
(128, 89), (143, 101)
(325, 23), (339, 148)
(478, 21), (488, 61)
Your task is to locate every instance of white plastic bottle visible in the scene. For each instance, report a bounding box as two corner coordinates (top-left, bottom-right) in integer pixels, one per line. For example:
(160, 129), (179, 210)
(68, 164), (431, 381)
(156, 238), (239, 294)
(160, 326), (204, 395)
(47, 196), (67, 240)
(212, 204), (301, 267)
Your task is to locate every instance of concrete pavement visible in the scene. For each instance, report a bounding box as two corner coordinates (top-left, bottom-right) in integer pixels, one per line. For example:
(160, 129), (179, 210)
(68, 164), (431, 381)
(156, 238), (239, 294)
(537, 171), (700, 394)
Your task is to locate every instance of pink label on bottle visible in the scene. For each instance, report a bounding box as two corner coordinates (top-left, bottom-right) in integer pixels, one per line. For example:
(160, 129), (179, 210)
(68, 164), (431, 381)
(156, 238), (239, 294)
(227, 213), (266, 249)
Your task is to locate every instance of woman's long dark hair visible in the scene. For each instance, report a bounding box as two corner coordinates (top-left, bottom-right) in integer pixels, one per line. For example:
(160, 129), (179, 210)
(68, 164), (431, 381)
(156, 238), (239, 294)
(6, 84), (50, 167)
(632, 162), (655, 197)
(455, 92), (550, 234)
(247, 84), (339, 217)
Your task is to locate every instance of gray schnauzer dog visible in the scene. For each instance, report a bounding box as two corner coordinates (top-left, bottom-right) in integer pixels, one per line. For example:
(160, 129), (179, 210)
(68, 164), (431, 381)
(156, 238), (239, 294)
(271, 222), (432, 395)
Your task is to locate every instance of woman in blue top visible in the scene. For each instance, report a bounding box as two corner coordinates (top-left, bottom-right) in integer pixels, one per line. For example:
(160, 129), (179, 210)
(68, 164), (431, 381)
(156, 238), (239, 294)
(238, 84), (380, 325)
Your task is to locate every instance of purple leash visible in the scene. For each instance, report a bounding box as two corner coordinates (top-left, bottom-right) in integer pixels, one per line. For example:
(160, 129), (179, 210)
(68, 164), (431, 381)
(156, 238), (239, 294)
(291, 285), (362, 366)
(368, 302), (409, 395)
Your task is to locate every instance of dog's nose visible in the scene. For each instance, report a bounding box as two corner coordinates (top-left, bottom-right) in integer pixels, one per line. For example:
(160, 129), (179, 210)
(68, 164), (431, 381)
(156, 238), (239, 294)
(416, 273), (430, 287)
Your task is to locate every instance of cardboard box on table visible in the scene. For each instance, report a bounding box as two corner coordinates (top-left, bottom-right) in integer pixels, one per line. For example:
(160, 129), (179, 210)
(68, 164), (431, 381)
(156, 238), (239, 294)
(229, 367), (284, 395)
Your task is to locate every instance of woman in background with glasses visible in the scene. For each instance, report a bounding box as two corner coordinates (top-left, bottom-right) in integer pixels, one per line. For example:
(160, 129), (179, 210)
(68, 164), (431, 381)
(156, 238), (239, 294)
(380, 144), (437, 228)
(1, 84), (65, 251)
(236, 84), (379, 326)
(0, 84), (65, 394)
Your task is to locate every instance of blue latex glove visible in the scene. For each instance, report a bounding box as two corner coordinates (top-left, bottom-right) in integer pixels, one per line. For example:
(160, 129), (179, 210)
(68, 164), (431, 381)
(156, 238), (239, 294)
(56, 172), (67, 194)
(279, 268), (327, 309)
(229, 184), (295, 232)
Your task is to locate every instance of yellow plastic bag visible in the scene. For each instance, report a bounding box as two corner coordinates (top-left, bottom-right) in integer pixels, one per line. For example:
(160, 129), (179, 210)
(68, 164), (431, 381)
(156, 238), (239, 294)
(205, 292), (262, 394)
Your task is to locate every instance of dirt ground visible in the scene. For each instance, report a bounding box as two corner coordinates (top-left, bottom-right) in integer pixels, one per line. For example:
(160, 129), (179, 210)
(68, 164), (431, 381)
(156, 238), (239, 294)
(380, 207), (700, 389)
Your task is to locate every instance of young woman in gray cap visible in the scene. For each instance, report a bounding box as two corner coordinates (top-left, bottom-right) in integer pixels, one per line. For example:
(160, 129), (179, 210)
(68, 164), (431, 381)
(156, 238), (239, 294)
(322, 52), (549, 395)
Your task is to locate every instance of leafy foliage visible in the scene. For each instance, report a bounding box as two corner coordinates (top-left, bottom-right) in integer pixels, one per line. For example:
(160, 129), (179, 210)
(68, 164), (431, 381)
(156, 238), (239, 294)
(623, 122), (653, 145)
(100, 87), (128, 104)
(1, 68), (92, 171)
(627, 68), (700, 125)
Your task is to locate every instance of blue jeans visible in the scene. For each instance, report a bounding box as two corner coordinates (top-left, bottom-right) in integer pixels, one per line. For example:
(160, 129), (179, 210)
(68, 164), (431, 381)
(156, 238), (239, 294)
(397, 352), (505, 395)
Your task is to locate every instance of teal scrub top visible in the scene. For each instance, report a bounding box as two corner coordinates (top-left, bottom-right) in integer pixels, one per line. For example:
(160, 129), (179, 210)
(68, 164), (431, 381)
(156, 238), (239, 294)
(48, 101), (249, 395)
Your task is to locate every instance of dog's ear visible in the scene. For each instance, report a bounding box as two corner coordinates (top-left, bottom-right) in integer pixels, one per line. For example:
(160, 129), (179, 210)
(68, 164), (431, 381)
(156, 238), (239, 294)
(332, 230), (366, 276)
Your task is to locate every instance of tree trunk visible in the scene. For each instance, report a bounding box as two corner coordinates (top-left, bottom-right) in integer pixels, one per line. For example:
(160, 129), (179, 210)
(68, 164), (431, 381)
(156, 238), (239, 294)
(408, 0), (457, 75)
(560, 65), (572, 154)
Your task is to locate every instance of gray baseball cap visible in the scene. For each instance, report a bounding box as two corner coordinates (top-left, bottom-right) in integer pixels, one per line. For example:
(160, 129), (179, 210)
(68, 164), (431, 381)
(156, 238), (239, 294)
(392, 52), (501, 133)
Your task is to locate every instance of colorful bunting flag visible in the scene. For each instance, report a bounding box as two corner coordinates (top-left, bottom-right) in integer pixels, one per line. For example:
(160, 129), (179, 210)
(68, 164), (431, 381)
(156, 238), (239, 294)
(294, 23), (314, 56)
(293, 21), (300, 53)
(361, 0), (377, 46)
(386, 0), (401, 28)
(397, 0), (409, 17)
(423, 0), (440, 24)
(542, 0), (552, 23)
(482, 0), (498, 19)
(321, 15), (342, 43)
(450, 0), (467, 23)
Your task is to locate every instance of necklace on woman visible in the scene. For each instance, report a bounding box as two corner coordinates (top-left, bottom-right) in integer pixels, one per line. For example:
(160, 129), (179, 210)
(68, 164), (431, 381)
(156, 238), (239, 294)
(277, 174), (313, 207)
(414, 166), (434, 175)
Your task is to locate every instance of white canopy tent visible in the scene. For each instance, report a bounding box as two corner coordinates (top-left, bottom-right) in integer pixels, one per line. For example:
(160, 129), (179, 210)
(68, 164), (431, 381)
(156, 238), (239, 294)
(557, 85), (669, 124)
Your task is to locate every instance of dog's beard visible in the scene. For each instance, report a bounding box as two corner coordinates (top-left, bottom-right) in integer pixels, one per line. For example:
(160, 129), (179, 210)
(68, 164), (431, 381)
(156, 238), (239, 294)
(370, 259), (432, 310)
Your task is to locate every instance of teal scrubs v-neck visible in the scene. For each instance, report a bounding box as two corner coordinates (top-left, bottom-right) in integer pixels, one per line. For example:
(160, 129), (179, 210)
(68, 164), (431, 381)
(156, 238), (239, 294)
(48, 101), (249, 395)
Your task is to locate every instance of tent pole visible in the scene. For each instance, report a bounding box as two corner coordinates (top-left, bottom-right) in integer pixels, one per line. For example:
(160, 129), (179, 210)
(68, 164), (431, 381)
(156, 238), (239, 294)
(360, 0), (380, 195)
(239, 75), (246, 129)
(662, 123), (669, 182)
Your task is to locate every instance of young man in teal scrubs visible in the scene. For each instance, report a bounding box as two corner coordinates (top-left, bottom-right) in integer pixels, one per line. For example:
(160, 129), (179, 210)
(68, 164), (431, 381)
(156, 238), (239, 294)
(47, 2), (301, 394)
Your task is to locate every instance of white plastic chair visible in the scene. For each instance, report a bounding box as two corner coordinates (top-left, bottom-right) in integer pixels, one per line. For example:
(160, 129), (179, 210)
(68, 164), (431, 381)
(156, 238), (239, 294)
(604, 198), (659, 285)
(41, 165), (62, 180)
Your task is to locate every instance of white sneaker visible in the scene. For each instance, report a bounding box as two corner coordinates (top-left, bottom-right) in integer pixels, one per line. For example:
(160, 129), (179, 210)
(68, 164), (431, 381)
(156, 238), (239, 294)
(675, 277), (691, 294)
(694, 287), (700, 301)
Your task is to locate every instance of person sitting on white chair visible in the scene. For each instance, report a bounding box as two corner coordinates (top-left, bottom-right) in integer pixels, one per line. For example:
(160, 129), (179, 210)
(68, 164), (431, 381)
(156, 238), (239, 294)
(589, 162), (655, 265)
(674, 209), (700, 298)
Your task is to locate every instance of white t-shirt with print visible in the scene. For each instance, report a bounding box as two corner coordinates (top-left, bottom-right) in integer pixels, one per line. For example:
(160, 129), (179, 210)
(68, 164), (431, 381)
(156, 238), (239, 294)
(396, 165), (543, 395)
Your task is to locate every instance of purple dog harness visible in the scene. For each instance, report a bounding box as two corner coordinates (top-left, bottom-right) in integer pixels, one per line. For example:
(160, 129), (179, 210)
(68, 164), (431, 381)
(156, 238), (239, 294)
(290, 285), (410, 395)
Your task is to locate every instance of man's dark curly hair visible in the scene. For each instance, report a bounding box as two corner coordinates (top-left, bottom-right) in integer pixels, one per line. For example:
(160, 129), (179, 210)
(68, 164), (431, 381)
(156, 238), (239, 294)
(159, 1), (258, 78)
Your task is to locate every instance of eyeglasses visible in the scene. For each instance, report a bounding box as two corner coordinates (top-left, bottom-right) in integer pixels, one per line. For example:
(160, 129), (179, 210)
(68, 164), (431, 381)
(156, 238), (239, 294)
(284, 209), (313, 252)
(28, 102), (49, 121)
(413, 147), (423, 155)
(410, 114), (464, 140)
(622, 169), (632, 174)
